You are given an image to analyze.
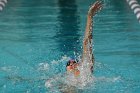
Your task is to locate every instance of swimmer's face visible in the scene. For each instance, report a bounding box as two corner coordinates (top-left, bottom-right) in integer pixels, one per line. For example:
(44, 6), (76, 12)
(66, 60), (80, 76)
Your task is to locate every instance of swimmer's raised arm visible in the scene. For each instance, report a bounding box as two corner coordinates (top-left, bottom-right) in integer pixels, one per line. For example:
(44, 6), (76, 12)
(82, 1), (102, 71)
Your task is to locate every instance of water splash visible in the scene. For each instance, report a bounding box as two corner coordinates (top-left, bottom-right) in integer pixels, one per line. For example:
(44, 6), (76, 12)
(43, 55), (131, 93)
(43, 55), (95, 92)
(43, 56), (99, 92)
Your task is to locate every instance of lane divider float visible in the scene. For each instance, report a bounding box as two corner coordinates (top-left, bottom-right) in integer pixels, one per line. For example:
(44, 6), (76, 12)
(0, 0), (7, 11)
(126, 0), (140, 23)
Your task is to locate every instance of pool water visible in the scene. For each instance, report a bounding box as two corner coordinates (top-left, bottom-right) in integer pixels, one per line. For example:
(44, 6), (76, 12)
(0, 0), (140, 93)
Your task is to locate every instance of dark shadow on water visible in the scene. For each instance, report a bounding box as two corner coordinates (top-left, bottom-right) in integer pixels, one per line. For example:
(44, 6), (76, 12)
(56, 0), (81, 55)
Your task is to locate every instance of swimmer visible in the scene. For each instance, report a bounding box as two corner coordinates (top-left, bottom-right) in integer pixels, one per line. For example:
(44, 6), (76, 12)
(45, 1), (103, 92)
(66, 1), (102, 76)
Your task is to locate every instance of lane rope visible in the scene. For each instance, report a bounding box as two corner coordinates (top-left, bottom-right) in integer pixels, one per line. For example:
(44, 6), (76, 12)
(0, 0), (7, 11)
(126, 0), (140, 23)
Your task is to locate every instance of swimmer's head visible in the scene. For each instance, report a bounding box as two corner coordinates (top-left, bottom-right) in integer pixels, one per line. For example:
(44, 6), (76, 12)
(66, 59), (77, 67)
(66, 59), (80, 76)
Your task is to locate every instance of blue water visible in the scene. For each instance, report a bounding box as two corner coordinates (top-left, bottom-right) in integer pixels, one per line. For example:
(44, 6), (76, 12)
(0, 0), (140, 93)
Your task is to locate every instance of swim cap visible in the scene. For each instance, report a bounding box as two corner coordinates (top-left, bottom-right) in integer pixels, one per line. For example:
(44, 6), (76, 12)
(66, 59), (76, 67)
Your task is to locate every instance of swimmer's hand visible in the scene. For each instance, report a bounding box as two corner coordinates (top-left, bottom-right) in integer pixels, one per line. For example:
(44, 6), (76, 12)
(88, 1), (103, 17)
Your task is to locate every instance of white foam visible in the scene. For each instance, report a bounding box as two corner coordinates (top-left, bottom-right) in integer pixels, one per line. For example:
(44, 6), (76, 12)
(45, 79), (53, 88)
(95, 76), (121, 82)
(44, 54), (94, 90)
(63, 56), (94, 88)
(38, 63), (49, 71)
(0, 66), (18, 72)
(50, 55), (70, 66)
